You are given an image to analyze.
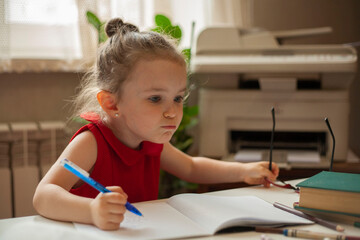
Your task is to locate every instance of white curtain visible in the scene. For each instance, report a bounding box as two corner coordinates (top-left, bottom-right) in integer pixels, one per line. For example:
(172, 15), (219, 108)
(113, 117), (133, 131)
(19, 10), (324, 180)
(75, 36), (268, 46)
(0, 0), (252, 73)
(0, 0), (90, 72)
(153, 0), (253, 49)
(208, 0), (253, 27)
(0, 0), (11, 71)
(76, 0), (103, 68)
(0, 0), (151, 72)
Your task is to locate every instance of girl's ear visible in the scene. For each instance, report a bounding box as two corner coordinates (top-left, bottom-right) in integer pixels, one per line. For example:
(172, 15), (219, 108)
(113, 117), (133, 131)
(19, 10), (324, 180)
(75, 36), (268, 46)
(97, 90), (119, 117)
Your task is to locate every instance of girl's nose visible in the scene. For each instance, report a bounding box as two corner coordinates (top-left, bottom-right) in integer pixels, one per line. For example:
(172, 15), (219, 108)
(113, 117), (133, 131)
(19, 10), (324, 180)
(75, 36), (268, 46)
(163, 105), (177, 119)
(163, 111), (176, 119)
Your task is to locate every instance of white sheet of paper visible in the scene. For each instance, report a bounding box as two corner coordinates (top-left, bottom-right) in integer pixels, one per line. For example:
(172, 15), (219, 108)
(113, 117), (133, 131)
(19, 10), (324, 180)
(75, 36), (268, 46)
(168, 194), (313, 234)
(234, 150), (262, 162)
(75, 194), (313, 240)
(75, 201), (208, 240)
(287, 151), (320, 163)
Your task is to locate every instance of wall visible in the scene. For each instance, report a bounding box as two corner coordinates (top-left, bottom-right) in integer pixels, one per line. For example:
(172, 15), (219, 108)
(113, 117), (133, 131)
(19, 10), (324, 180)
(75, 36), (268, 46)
(0, 0), (359, 157)
(0, 72), (81, 218)
(252, 0), (360, 157)
(0, 72), (80, 123)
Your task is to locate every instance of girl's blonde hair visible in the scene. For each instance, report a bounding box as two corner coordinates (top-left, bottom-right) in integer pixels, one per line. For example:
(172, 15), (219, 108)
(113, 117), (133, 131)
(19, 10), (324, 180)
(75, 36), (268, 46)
(72, 18), (186, 122)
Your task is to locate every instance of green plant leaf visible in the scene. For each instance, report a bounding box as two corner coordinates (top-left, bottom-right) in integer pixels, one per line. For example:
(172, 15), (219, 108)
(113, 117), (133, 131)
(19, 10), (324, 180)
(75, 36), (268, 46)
(99, 23), (108, 43)
(154, 15), (182, 43)
(182, 48), (191, 64)
(86, 11), (108, 44)
(183, 105), (199, 116)
(169, 25), (182, 41)
(86, 11), (101, 31)
(151, 26), (163, 33)
(176, 124), (185, 133)
(185, 118), (198, 130)
(155, 14), (172, 29)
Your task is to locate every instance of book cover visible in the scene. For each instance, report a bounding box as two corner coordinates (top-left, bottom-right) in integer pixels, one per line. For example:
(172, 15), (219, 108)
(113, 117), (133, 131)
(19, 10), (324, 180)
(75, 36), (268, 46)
(296, 171), (360, 192)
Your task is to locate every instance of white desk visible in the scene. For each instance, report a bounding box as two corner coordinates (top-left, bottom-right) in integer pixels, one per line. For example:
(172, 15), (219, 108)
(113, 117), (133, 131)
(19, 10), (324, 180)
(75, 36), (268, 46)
(0, 179), (359, 240)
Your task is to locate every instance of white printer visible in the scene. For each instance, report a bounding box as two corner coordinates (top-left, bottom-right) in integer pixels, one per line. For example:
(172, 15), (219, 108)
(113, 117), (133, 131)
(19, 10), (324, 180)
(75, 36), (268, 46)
(191, 27), (357, 167)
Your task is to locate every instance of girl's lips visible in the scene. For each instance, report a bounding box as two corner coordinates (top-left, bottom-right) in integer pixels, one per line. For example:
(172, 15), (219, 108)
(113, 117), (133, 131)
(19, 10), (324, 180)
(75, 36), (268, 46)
(162, 126), (176, 130)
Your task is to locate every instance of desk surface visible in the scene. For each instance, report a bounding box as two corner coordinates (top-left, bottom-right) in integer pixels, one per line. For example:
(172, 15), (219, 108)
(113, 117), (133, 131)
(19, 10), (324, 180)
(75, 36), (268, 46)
(198, 162), (360, 193)
(0, 179), (359, 240)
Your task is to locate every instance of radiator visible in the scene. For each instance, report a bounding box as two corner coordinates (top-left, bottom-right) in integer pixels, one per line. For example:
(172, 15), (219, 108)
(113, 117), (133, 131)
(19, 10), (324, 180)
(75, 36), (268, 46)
(0, 121), (69, 219)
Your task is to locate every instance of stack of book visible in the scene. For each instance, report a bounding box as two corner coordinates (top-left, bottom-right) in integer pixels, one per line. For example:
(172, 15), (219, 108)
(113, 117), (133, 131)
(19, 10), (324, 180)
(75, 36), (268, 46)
(295, 171), (360, 228)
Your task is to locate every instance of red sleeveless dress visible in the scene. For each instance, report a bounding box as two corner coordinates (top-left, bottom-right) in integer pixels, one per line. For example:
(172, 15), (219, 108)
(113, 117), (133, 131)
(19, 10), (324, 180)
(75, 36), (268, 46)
(69, 114), (163, 203)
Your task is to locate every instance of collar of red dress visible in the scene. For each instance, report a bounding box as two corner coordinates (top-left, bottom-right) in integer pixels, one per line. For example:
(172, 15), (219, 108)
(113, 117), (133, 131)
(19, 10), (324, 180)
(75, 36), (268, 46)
(80, 112), (163, 166)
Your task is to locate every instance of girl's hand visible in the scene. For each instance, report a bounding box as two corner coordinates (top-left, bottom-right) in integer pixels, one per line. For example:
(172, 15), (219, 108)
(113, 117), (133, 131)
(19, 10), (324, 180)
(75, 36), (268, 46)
(90, 186), (128, 230)
(242, 161), (279, 188)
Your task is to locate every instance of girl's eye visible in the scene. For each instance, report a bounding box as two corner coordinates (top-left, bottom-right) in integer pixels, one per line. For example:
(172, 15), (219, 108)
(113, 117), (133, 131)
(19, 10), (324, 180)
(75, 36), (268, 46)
(149, 96), (161, 103)
(174, 96), (184, 103)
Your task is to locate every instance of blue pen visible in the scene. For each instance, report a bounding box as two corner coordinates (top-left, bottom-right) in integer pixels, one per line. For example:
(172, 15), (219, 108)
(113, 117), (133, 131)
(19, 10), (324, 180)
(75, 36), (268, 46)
(60, 158), (142, 216)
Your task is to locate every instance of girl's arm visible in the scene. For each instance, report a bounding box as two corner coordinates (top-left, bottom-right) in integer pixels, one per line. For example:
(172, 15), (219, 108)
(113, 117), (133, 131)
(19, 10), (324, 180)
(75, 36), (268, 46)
(160, 142), (279, 187)
(33, 131), (127, 230)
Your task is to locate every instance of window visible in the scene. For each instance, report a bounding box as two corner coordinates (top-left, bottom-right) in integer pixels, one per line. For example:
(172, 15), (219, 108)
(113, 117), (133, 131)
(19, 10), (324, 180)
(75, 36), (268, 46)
(6, 0), (81, 60)
(1, 0), (245, 72)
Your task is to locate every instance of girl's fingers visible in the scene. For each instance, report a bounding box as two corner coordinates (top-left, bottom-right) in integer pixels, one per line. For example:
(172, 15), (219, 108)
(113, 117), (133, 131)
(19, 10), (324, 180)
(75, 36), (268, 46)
(107, 212), (125, 224)
(107, 203), (126, 214)
(106, 186), (128, 197)
(103, 192), (127, 204)
(262, 178), (271, 188)
(101, 221), (122, 230)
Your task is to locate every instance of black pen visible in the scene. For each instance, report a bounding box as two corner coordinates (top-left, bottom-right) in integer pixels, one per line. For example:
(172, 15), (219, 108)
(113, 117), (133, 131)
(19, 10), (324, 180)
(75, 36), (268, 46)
(269, 107), (275, 170)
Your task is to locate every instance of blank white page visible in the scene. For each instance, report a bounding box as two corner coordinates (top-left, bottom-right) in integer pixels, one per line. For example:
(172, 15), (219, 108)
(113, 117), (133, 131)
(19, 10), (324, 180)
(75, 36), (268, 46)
(75, 201), (209, 240)
(168, 194), (313, 234)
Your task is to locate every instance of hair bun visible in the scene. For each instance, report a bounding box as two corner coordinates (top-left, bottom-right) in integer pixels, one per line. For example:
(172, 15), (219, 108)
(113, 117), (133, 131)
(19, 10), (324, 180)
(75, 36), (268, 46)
(105, 18), (139, 38)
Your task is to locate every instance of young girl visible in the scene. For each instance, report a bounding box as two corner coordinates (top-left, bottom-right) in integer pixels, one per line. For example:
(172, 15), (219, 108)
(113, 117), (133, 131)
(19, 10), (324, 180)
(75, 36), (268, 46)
(33, 18), (279, 230)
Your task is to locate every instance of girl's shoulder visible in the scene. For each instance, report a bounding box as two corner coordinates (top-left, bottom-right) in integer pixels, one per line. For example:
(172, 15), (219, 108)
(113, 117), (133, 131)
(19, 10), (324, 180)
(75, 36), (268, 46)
(64, 129), (98, 173)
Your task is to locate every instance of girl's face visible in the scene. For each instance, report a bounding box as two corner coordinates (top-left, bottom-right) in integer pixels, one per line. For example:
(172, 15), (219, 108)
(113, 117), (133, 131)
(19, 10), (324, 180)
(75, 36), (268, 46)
(112, 58), (187, 149)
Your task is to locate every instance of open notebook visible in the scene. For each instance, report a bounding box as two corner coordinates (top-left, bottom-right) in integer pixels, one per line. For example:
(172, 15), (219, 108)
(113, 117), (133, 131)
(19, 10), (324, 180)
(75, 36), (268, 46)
(75, 194), (313, 240)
